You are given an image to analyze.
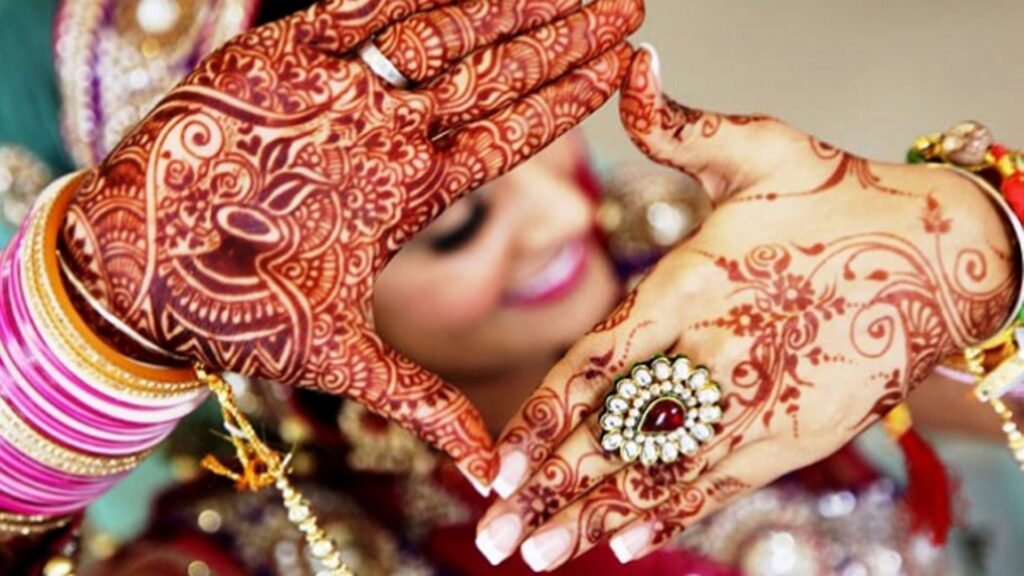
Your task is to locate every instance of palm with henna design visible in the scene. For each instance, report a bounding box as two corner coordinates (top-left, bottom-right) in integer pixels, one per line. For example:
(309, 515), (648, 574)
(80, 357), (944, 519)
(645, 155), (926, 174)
(475, 46), (1021, 569)
(57, 0), (645, 487)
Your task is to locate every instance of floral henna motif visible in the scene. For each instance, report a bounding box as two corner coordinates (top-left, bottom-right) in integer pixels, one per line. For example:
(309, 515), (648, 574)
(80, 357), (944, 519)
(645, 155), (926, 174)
(482, 49), (1018, 566)
(486, 122), (1016, 563)
(57, 0), (642, 481)
(376, 0), (580, 83)
(690, 176), (1014, 453)
(502, 322), (653, 468)
(646, 474), (751, 547)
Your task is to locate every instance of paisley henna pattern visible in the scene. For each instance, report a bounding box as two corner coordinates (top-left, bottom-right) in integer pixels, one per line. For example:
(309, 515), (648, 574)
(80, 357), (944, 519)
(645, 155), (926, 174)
(58, 0), (643, 484)
(479, 48), (1018, 566)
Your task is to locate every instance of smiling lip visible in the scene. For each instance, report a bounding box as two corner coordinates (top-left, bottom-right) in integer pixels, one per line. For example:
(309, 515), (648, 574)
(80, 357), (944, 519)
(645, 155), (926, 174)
(505, 239), (589, 307)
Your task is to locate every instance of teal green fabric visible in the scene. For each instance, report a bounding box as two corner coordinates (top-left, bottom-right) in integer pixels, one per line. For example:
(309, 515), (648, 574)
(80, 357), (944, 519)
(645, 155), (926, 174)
(0, 0), (74, 174)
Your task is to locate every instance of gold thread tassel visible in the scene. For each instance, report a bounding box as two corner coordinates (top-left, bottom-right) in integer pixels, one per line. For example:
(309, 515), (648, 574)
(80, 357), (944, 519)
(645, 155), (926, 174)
(196, 366), (354, 575)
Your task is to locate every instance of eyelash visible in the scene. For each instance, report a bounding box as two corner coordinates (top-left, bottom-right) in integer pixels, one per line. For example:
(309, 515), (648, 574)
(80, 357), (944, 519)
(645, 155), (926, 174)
(429, 198), (489, 253)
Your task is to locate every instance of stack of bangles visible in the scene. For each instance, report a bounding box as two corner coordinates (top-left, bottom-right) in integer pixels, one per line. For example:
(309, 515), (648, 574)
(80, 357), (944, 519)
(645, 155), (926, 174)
(911, 121), (1024, 471)
(0, 172), (207, 537)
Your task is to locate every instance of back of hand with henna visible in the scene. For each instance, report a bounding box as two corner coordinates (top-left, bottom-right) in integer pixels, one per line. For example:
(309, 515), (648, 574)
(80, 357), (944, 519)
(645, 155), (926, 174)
(473, 47), (1021, 570)
(56, 0), (645, 486)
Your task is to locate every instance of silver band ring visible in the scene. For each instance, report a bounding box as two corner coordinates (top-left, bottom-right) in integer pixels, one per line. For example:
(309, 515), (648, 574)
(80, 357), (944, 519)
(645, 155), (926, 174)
(358, 40), (411, 89)
(599, 355), (723, 467)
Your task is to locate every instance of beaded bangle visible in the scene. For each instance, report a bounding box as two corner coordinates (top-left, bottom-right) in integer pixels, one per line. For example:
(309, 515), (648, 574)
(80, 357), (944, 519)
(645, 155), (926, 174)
(0, 172), (207, 523)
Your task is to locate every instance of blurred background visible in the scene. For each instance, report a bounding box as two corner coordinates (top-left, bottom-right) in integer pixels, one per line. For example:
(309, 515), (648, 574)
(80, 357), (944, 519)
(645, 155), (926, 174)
(582, 0), (1024, 164)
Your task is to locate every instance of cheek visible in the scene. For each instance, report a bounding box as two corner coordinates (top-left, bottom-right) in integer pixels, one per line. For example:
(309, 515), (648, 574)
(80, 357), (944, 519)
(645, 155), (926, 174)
(374, 243), (509, 334)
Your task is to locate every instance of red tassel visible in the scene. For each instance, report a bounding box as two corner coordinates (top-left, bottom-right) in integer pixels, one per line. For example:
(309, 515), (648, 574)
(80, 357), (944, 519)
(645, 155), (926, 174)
(892, 421), (955, 545)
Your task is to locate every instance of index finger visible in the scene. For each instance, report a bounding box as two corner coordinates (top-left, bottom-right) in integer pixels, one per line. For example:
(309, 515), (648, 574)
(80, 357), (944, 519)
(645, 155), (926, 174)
(376, 0), (580, 83)
(298, 0), (459, 55)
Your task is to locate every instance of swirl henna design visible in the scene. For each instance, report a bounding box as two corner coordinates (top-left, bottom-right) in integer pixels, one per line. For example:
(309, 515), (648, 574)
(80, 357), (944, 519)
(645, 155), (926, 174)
(376, 0), (580, 84)
(57, 0), (645, 486)
(477, 47), (1019, 568)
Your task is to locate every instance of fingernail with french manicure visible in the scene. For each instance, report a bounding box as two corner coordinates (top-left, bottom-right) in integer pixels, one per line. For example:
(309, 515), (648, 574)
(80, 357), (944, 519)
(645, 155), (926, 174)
(476, 513), (522, 566)
(468, 474), (492, 498)
(609, 522), (653, 564)
(521, 527), (573, 572)
(638, 41), (663, 91)
(493, 450), (529, 499)
(638, 42), (661, 77)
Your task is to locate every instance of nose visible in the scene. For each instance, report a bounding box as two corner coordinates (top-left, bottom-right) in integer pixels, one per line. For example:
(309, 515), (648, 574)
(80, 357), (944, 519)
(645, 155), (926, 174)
(505, 163), (593, 259)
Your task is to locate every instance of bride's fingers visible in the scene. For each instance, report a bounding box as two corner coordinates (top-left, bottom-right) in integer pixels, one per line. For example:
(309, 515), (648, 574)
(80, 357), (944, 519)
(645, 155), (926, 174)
(425, 0), (644, 131)
(476, 414), (616, 564)
(619, 46), (788, 204)
(488, 275), (681, 506)
(314, 327), (497, 492)
(434, 44), (631, 207)
(299, 0), (458, 55)
(376, 0), (580, 84)
(478, 371), (761, 566)
(476, 413), (706, 566)
(520, 448), (761, 569)
(607, 440), (823, 564)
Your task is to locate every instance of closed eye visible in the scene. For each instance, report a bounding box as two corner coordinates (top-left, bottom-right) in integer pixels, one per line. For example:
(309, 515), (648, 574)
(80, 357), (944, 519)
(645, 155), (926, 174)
(428, 197), (489, 253)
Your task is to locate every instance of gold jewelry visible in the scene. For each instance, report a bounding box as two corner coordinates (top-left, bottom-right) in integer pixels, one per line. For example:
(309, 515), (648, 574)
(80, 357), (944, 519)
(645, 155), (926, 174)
(197, 366), (354, 576)
(21, 173), (202, 398)
(599, 355), (723, 467)
(964, 336), (1024, 471)
(0, 511), (71, 538)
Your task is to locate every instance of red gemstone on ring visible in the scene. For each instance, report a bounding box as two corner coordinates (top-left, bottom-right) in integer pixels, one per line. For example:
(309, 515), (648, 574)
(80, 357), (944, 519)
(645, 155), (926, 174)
(640, 398), (686, 433)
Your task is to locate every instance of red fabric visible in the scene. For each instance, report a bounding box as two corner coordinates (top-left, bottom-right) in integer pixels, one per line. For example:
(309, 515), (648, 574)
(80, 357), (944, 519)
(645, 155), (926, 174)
(897, 427), (954, 545)
(425, 521), (739, 576)
(424, 468), (738, 576)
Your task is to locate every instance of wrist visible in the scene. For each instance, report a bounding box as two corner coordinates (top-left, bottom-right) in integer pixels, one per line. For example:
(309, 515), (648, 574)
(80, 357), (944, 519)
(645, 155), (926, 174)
(938, 165), (1024, 349)
(57, 169), (184, 366)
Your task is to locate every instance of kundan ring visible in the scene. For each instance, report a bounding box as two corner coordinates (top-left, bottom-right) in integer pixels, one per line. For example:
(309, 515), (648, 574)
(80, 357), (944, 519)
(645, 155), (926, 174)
(357, 40), (411, 89)
(599, 355), (723, 467)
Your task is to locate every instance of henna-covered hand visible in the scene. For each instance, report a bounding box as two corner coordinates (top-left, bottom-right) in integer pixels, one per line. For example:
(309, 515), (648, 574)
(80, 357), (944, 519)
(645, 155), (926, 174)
(474, 46), (1021, 568)
(57, 0), (645, 487)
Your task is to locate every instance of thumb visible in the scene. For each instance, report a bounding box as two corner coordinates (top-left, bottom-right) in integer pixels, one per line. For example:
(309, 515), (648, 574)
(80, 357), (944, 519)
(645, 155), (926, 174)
(333, 328), (498, 494)
(620, 44), (788, 204)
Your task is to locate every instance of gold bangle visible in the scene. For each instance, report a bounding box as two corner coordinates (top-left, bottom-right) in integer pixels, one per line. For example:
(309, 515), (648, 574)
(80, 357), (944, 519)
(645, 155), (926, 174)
(0, 511), (71, 538)
(20, 173), (203, 398)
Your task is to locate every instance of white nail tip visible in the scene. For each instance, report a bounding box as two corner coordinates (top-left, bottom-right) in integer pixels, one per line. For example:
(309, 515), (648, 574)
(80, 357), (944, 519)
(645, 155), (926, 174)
(520, 528), (572, 573)
(638, 42), (661, 77)
(520, 537), (550, 572)
(493, 451), (529, 499)
(468, 475), (492, 498)
(476, 531), (508, 566)
(609, 523), (651, 565)
(610, 536), (634, 564)
(475, 514), (522, 566)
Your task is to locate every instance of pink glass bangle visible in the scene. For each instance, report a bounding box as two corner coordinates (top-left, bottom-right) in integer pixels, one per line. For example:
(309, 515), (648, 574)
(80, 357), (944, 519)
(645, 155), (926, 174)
(0, 173), (204, 519)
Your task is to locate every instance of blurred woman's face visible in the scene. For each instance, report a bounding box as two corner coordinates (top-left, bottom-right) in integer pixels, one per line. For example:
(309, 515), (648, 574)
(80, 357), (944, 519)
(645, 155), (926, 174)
(373, 132), (619, 381)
